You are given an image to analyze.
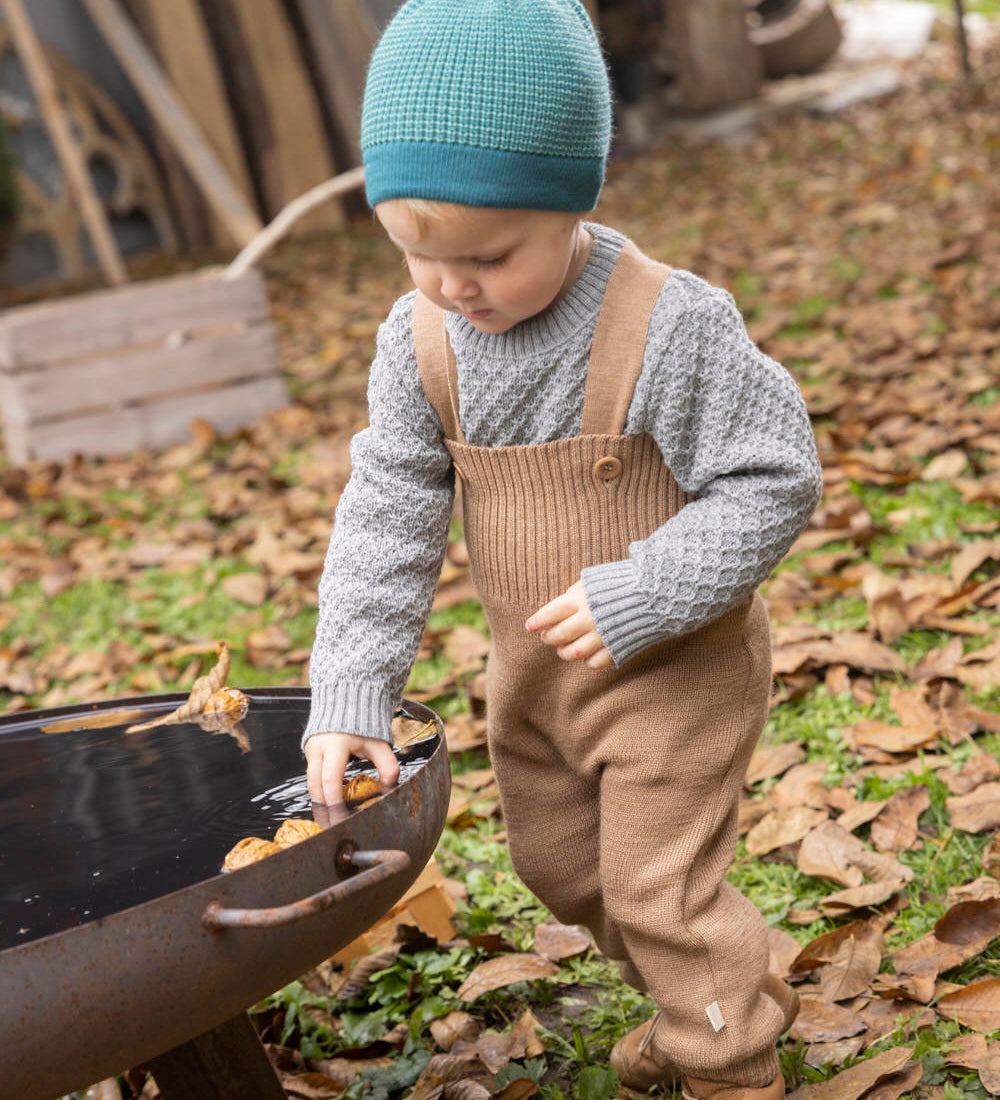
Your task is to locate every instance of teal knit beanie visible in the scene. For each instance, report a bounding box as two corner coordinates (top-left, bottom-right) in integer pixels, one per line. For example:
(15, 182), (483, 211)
(361, 0), (611, 213)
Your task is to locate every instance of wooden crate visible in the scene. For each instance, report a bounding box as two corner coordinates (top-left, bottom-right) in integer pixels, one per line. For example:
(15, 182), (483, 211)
(0, 266), (289, 464)
(332, 857), (457, 965)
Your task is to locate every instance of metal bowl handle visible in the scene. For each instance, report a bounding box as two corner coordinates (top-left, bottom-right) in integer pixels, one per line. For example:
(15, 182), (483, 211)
(202, 846), (412, 931)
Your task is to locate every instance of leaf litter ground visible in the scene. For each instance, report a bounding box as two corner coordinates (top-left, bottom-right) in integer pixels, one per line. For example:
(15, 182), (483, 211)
(4, 34), (1000, 1100)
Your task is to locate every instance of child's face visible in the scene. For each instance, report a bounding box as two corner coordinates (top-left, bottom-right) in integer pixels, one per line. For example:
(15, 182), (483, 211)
(376, 201), (589, 334)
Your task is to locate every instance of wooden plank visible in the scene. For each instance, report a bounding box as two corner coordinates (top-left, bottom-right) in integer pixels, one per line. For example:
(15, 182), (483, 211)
(9, 324), (279, 423)
(1, 0), (127, 285)
(0, 269), (268, 369)
(20, 375), (290, 463)
(221, 0), (341, 231)
(292, 0), (377, 160)
(79, 0), (263, 248)
(148, 1012), (286, 1100)
(668, 0), (762, 111)
(127, 0), (256, 247)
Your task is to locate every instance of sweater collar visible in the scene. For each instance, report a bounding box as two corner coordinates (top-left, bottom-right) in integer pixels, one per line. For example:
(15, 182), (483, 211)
(444, 223), (626, 358)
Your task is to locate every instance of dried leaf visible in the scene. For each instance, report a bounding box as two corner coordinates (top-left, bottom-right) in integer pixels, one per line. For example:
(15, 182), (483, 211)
(946, 1032), (1000, 1095)
(745, 741), (807, 787)
(818, 922), (884, 1002)
(431, 1012), (480, 1052)
(768, 926), (803, 979)
(282, 1072), (346, 1099)
(456, 954), (558, 1001)
(798, 822), (865, 888)
(803, 1037), (865, 1069)
(870, 786), (930, 853)
(221, 571), (268, 606)
(944, 753), (1000, 795)
(441, 1082), (491, 1100)
(864, 1060), (922, 1100)
(820, 880), (908, 913)
(936, 978), (1000, 1031)
(788, 996), (868, 1043)
(126, 641), (231, 732)
(786, 1046), (913, 1100)
(948, 783), (1000, 832)
(533, 921), (591, 961)
(344, 774), (382, 805)
(494, 1081), (539, 1100)
(746, 805), (829, 856)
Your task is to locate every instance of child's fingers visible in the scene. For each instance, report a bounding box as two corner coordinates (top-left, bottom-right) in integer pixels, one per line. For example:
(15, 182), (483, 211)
(365, 739), (401, 789)
(306, 734), (351, 806)
(556, 630), (608, 663)
(525, 592), (577, 632)
(538, 609), (592, 646)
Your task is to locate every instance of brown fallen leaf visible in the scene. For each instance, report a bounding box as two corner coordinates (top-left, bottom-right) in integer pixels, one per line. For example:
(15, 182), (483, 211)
(803, 1037), (865, 1069)
(431, 1012), (480, 1052)
(221, 571), (268, 606)
(792, 920), (877, 975)
(771, 761), (830, 810)
(441, 1082), (491, 1100)
(126, 641), (232, 732)
(820, 880), (908, 913)
(864, 1060), (922, 1100)
(786, 1046), (913, 1100)
(533, 921), (591, 961)
(788, 996), (867, 1043)
(745, 740), (807, 787)
(818, 922), (885, 1003)
(946, 1032), (1000, 1095)
(944, 753), (1000, 796)
(870, 786), (930, 853)
(797, 822), (865, 888)
(845, 719), (938, 755)
(936, 977), (1000, 1031)
(767, 926), (803, 979)
(456, 954), (558, 1001)
(948, 783), (1000, 832)
(857, 996), (934, 1045)
(861, 569), (908, 643)
(406, 1052), (488, 1100)
(746, 805), (829, 857)
(835, 797), (888, 835)
(282, 1072), (346, 1099)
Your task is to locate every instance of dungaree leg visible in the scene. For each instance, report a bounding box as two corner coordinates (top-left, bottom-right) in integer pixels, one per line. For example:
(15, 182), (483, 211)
(488, 713), (634, 969)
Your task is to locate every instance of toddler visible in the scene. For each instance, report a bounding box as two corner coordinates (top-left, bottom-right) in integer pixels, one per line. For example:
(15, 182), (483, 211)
(302, 2), (822, 1097)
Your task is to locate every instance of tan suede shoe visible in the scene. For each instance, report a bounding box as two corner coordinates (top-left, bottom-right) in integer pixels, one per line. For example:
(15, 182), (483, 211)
(609, 975), (799, 1094)
(682, 1071), (785, 1100)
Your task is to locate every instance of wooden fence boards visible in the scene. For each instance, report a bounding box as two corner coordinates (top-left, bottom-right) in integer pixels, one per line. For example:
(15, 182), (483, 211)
(212, 0), (342, 232)
(125, 0), (254, 248)
(292, 0), (377, 160)
(0, 269), (289, 464)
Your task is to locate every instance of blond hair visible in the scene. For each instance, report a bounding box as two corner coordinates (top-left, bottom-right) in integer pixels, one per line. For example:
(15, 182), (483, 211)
(381, 197), (480, 238)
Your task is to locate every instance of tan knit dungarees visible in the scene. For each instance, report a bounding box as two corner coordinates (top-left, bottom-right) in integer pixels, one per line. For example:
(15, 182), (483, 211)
(413, 241), (783, 1086)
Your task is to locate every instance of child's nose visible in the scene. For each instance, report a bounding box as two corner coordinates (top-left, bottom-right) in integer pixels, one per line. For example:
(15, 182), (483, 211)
(440, 267), (478, 301)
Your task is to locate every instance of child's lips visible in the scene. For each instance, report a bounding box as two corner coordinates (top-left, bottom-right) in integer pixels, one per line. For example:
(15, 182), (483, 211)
(462, 308), (492, 320)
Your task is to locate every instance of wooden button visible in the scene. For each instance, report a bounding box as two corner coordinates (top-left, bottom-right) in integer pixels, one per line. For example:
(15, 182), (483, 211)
(593, 456), (622, 481)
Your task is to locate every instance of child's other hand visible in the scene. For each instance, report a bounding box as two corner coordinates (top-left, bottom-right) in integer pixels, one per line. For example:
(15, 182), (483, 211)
(525, 581), (613, 669)
(305, 731), (400, 807)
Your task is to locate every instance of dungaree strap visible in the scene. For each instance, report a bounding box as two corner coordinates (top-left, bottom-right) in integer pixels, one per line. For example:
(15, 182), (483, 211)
(579, 240), (672, 436)
(412, 292), (467, 445)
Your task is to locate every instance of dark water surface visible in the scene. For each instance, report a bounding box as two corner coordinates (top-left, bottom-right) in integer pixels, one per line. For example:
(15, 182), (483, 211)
(0, 691), (435, 951)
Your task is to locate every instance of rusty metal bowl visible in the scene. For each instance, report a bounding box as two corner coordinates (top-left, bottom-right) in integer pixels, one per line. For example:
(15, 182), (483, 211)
(0, 688), (450, 1100)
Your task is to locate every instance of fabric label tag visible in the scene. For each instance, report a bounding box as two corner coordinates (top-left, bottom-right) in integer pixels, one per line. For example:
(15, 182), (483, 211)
(706, 1001), (726, 1032)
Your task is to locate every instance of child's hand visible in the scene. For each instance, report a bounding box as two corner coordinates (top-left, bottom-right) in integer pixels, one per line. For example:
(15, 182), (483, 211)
(305, 731), (400, 807)
(525, 581), (613, 669)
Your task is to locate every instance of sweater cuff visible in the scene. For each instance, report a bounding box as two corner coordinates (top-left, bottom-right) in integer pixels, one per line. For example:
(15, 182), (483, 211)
(581, 558), (668, 667)
(301, 681), (397, 751)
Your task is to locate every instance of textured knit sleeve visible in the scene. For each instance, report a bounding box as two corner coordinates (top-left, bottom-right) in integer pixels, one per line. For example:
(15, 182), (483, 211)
(581, 290), (822, 665)
(302, 294), (455, 746)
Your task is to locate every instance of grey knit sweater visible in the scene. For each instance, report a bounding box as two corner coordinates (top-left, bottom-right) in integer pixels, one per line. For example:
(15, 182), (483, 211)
(303, 225), (822, 746)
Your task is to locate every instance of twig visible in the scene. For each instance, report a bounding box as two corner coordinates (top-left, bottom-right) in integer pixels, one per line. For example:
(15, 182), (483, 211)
(954, 0), (972, 80)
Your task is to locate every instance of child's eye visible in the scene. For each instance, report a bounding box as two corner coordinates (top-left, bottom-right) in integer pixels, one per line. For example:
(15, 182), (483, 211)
(474, 255), (507, 270)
